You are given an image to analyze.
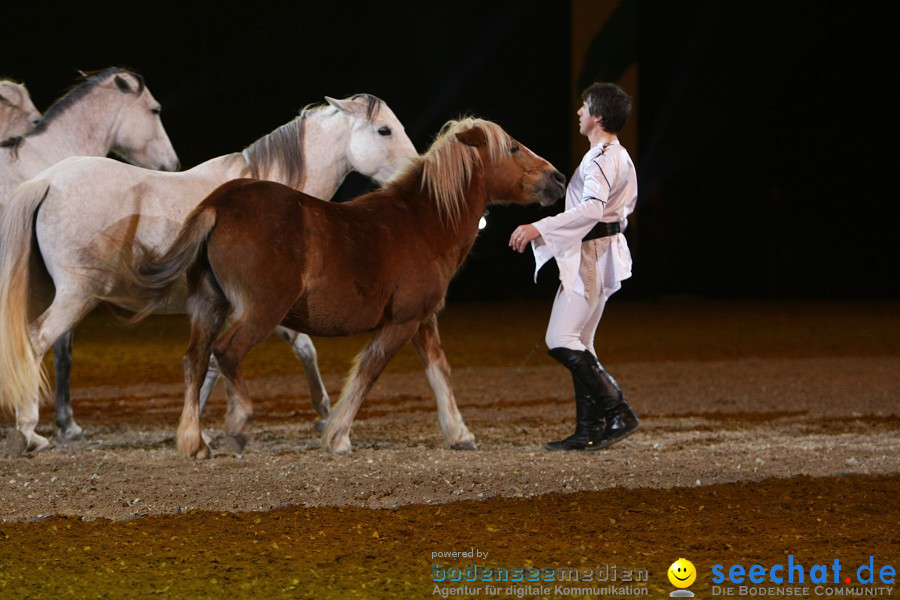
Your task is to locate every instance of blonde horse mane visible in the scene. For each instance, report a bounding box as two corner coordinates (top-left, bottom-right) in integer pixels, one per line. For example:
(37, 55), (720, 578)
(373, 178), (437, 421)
(242, 94), (385, 191)
(391, 117), (512, 227)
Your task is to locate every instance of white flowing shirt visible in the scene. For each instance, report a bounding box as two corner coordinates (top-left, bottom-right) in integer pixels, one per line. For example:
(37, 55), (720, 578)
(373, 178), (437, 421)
(531, 141), (637, 298)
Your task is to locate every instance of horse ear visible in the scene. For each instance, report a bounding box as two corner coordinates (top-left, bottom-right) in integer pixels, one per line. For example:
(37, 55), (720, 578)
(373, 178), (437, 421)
(114, 75), (134, 94)
(0, 81), (17, 105)
(455, 127), (487, 147)
(325, 96), (366, 117)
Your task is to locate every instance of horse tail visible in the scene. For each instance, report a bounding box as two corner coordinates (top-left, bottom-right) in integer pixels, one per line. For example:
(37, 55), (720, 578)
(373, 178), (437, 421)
(0, 180), (52, 415)
(111, 205), (218, 325)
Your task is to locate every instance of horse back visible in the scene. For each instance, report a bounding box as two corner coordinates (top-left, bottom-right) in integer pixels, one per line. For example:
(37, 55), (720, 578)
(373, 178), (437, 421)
(199, 179), (446, 336)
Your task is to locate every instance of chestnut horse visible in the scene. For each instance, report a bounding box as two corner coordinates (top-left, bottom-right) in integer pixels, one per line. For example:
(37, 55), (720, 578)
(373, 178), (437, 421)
(103, 117), (565, 457)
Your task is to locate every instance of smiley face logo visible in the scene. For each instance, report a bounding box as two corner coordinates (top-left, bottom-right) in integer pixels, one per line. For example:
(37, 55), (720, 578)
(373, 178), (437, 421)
(668, 558), (697, 588)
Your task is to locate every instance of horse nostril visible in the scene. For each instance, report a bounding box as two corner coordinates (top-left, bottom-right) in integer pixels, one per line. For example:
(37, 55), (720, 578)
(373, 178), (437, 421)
(553, 170), (566, 186)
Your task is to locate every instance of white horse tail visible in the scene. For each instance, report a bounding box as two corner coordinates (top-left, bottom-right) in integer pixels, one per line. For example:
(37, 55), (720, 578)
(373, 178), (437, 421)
(0, 180), (52, 415)
(111, 205), (219, 324)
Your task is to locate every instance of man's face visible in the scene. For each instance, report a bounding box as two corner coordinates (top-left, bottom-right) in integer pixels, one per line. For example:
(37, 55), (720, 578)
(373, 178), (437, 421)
(577, 101), (600, 136)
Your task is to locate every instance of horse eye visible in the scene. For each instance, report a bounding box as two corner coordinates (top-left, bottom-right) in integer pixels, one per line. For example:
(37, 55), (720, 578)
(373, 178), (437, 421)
(510, 145), (520, 154)
(377, 126), (392, 136)
(151, 107), (162, 115)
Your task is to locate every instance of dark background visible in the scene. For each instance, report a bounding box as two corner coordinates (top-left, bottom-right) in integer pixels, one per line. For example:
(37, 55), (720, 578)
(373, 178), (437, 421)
(3, 1), (894, 301)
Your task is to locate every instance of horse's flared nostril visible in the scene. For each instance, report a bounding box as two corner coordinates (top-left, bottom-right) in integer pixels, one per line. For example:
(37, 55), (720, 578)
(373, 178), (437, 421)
(553, 170), (566, 186)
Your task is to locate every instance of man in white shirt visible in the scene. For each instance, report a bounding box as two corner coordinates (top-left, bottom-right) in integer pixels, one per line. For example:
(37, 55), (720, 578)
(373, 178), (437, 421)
(510, 82), (639, 451)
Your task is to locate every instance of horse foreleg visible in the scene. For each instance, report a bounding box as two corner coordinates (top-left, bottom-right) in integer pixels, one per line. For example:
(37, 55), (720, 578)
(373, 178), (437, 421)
(412, 314), (477, 450)
(322, 322), (419, 455)
(53, 331), (83, 440)
(275, 326), (331, 424)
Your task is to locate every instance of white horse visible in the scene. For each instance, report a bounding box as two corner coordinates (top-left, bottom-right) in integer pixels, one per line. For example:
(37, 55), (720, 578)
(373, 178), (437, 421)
(0, 68), (178, 452)
(0, 80), (42, 140)
(0, 67), (179, 204)
(0, 94), (417, 455)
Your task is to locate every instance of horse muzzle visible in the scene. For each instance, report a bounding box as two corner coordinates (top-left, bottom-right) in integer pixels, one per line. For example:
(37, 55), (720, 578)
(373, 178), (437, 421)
(538, 169), (566, 206)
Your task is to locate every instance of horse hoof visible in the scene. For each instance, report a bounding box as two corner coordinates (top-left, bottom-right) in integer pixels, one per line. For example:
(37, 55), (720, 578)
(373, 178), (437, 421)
(28, 433), (51, 453)
(177, 440), (211, 460)
(221, 434), (247, 455)
(314, 418), (328, 433)
(3, 430), (29, 458)
(57, 423), (84, 442)
(450, 439), (478, 451)
(326, 437), (352, 455)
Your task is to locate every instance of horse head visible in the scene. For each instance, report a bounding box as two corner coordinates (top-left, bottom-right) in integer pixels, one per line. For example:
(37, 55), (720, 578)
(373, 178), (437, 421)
(105, 71), (180, 172)
(325, 94), (417, 185)
(0, 80), (42, 140)
(455, 120), (565, 208)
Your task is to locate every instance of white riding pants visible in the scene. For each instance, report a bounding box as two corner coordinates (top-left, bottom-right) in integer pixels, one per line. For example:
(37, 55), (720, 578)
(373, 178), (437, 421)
(544, 284), (612, 355)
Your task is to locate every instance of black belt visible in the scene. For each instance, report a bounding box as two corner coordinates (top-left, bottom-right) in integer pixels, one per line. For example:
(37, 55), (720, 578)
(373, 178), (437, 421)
(582, 221), (620, 241)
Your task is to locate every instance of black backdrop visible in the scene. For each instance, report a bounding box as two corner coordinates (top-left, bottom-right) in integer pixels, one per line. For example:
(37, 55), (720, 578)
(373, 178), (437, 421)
(636, 3), (895, 300)
(3, 2), (895, 300)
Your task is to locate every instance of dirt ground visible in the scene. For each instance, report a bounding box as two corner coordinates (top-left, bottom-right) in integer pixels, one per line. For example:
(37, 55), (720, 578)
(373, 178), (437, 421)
(1, 299), (898, 599)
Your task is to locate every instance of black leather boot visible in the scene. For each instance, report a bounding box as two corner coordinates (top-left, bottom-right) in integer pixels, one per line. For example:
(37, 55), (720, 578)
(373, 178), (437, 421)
(548, 348), (622, 407)
(546, 348), (612, 451)
(593, 402), (640, 449)
(545, 377), (605, 450)
(581, 355), (640, 448)
(546, 347), (639, 450)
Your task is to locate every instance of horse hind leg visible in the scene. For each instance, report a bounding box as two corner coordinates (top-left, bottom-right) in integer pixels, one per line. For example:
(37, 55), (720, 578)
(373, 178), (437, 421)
(211, 309), (293, 455)
(197, 353), (221, 416)
(196, 354), (247, 450)
(275, 326), (331, 428)
(322, 322), (420, 455)
(412, 314), (477, 450)
(11, 290), (96, 455)
(196, 349), (243, 447)
(178, 272), (229, 459)
(53, 331), (84, 441)
(211, 334), (262, 455)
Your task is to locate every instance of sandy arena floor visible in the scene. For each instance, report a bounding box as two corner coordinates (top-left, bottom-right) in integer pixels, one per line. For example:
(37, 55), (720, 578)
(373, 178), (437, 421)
(1, 299), (898, 599)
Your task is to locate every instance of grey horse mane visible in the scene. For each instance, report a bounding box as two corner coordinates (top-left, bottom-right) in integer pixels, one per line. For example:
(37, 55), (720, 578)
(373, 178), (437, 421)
(242, 94), (384, 190)
(0, 67), (144, 153)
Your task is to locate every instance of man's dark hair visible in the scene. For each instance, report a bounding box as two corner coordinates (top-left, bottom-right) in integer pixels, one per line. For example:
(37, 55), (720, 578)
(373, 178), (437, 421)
(582, 82), (632, 134)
